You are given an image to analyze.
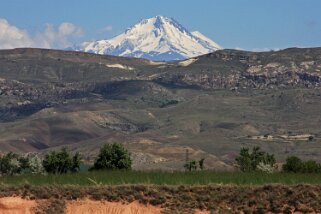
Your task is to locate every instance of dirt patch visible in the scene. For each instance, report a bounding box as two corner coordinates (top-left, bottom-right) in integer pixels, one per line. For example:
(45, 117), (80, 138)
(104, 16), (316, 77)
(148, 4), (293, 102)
(65, 199), (162, 214)
(0, 197), (37, 214)
(242, 124), (260, 135)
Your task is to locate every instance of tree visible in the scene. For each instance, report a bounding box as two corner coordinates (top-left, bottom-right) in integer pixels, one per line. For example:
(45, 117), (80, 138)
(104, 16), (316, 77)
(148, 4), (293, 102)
(71, 152), (81, 172)
(283, 156), (321, 173)
(184, 160), (197, 171)
(198, 158), (205, 170)
(235, 148), (253, 172)
(301, 160), (321, 173)
(28, 154), (44, 174)
(0, 152), (22, 175)
(18, 156), (30, 172)
(0, 153), (43, 175)
(92, 143), (131, 170)
(235, 147), (276, 172)
(282, 156), (303, 173)
(43, 148), (81, 174)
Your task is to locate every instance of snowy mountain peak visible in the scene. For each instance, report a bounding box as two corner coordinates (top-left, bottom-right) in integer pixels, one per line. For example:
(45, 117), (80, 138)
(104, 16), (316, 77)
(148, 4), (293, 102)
(74, 16), (222, 61)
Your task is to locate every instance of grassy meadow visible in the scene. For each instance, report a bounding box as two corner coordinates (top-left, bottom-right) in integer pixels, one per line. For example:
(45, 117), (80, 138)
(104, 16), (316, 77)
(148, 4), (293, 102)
(1, 170), (321, 186)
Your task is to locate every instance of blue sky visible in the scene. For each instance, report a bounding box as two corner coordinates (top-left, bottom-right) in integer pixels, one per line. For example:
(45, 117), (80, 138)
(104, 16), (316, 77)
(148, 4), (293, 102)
(0, 0), (321, 50)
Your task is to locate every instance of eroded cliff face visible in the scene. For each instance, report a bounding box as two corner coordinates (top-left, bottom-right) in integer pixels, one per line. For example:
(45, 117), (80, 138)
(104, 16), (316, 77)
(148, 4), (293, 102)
(155, 48), (321, 90)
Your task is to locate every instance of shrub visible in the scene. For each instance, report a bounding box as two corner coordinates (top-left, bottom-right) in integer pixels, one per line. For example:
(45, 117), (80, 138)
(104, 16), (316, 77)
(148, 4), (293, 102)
(283, 156), (321, 173)
(71, 152), (81, 172)
(19, 156), (30, 171)
(301, 160), (321, 173)
(42, 148), (81, 174)
(235, 148), (252, 172)
(91, 143), (131, 170)
(184, 160), (197, 171)
(282, 156), (303, 173)
(235, 147), (276, 172)
(0, 152), (22, 175)
(159, 99), (179, 108)
(28, 154), (44, 174)
(9, 158), (21, 174)
(199, 158), (205, 170)
(257, 162), (275, 173)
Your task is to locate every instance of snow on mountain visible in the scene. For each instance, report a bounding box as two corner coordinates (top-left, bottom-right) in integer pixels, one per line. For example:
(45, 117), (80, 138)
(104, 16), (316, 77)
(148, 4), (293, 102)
(73, 16), (222, 61)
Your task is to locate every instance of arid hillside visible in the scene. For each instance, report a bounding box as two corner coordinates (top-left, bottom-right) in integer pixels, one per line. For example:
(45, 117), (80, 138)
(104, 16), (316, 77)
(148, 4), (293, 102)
(0, 48), (321, 169)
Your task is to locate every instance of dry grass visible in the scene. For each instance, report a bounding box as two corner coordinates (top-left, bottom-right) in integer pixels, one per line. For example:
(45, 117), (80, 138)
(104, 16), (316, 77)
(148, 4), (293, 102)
(0, 184), (320, 213)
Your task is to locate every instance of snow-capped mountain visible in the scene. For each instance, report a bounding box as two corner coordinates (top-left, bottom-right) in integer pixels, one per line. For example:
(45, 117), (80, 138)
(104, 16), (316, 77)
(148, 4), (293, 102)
(73, 16), (222, 61)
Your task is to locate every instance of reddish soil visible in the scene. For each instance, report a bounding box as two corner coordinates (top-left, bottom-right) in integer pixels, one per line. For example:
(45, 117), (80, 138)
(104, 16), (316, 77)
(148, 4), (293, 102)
(65, 199), (162, 214)
(0, 197), (37, 214)
(0, 185), (320, 213)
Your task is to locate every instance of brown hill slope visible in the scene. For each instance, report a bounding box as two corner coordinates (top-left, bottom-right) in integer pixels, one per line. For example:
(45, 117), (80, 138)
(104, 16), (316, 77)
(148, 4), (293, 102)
(0, 48), (320, 169)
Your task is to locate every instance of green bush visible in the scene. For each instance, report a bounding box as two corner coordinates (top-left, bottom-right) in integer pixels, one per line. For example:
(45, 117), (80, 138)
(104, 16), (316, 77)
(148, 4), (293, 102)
(42, 148), (81, 174)
(91, 143), (131, 170)
(71, 152), (82, 172)
(28, 154), (44, 174)
(159, 99), (179, 108)
(184, 160), (197, 171)
(0, 153), (46, 175)
(283, 156), (321, 173)
(256, 162), (275, 173)
(301, 160), (321, 173)
(18, 156), (30, 171)
(282, 156), (302, 173)
(0, 152), (20, 175)
(235, 147), (276, 172)
(199, 158), (205, 170)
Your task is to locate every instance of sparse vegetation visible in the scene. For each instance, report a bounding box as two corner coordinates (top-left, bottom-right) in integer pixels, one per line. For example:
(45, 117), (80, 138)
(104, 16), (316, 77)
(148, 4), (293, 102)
(159, 99), (179, 108)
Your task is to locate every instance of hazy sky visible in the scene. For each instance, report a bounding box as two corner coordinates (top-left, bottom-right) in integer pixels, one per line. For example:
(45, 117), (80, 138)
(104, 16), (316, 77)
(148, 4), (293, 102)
(0, 0), (320, 50)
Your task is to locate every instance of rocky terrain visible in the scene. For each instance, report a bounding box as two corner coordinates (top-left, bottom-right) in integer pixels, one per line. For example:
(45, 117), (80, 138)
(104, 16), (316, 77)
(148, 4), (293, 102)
(0, 48), (320, 169)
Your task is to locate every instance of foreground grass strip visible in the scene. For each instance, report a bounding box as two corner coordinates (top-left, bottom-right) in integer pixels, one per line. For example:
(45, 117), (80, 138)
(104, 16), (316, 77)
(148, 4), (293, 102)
(1, 171), (321, 185)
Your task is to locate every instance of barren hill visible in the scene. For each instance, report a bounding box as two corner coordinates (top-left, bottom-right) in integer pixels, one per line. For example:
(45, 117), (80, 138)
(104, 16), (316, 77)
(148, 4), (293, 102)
(0, 48), (320, 169)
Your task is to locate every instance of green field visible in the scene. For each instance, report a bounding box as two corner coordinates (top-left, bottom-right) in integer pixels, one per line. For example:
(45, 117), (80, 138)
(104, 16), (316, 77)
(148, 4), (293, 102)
(1, 170), (321, 186)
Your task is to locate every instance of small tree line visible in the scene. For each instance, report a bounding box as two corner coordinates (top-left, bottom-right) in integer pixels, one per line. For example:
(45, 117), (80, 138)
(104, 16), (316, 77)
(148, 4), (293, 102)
(0, 143), (131, 175)
(0, 152), (44, 175)
(1, 144), (319, 175)
(235, 146), (321, 173)
(283, 156), (321, 173)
